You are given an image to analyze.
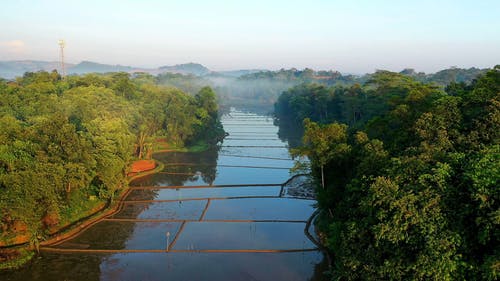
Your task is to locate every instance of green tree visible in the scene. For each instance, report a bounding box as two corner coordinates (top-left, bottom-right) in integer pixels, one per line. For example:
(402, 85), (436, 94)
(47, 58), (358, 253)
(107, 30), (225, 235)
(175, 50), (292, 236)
(274, 66), (499, 279)
(294, 118), (350, 189)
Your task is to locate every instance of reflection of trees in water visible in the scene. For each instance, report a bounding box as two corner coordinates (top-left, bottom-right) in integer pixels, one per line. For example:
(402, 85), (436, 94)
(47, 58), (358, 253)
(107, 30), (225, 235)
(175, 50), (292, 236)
(125, 189), (160, 201)
(310, 256), (330, 281)
(0, 190), (161, 280)
(276, 118), (304, 149)
(63, 189), (159, 248)
(150, 149), (219, 186)
(0, 253), (104, 281)
(199, 149), (219, 185)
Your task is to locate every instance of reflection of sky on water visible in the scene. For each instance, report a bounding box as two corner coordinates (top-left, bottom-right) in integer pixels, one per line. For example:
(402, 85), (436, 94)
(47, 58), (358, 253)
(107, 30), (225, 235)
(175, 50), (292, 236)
(205, 198), (315, 221)
(56, 221), (182, 250)
(101, 252), (325, 281)
(127, 186), (282, 201)
(220, 147), (291, 161)
(0, 109), (327, 281)
(173, 222), (315, 250)
(132, 166), (292, 186)
(112, 200), (206, 220)
(222, 138), (287, 147)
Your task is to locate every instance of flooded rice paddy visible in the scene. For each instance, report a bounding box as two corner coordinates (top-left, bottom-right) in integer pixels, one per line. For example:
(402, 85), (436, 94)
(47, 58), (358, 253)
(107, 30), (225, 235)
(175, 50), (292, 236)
(1, 109), (327, 281)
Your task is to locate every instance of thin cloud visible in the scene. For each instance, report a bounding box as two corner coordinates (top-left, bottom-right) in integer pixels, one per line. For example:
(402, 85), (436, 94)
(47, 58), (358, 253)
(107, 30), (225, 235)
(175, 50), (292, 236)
(0, 40), (26, 54)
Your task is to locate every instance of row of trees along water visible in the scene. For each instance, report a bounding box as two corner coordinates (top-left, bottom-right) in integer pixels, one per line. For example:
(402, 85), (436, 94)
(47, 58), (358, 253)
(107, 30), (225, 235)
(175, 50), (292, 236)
(274, 66), (499, 280)
(0, 71), (224, 246)
(154, 67), (487, 112)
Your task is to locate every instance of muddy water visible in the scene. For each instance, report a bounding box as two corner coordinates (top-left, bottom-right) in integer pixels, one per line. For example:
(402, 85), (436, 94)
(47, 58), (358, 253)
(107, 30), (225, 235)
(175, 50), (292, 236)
(1, 108), (327, 281)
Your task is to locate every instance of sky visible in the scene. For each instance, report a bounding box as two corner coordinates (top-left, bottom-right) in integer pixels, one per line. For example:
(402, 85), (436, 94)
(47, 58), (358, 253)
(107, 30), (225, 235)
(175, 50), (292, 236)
(0, 0), (499, 73)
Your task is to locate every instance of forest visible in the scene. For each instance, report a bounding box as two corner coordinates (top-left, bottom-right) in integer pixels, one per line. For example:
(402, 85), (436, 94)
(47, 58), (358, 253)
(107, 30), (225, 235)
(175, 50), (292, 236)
(274, 66), (499, 280)
(150, 66), (488, 113)
(0, 71), (224, 248)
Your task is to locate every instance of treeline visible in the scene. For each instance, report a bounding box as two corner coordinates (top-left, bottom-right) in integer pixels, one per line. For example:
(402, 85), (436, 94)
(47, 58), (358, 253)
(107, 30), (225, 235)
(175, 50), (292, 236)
(275, 67), (499, 279)
(0, 71), (224, 244)
(149, 66), (487, 113)
(401, 66), (487, 86)
(152, 68), (359, 112)
(245, 66), (487, 87)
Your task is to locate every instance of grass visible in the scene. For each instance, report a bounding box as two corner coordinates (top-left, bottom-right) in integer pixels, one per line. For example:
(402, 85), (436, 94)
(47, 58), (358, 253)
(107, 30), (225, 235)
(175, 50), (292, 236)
(0, 231), (23, 246)
(183, 141), (210, 152)
(58, 189), (107, 228)
(153, 141), (171, 151)
(0, 249), (35, 270)
(153, 139), (210, 154)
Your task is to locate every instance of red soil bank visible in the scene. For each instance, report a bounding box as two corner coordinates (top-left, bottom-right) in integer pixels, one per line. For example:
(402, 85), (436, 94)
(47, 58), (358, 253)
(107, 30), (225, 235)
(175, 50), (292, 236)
(130, 160), (156, 173)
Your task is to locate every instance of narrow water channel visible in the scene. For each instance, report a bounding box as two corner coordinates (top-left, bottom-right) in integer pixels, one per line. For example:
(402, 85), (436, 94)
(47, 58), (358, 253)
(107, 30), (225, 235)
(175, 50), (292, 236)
(1, 108), (327, 281)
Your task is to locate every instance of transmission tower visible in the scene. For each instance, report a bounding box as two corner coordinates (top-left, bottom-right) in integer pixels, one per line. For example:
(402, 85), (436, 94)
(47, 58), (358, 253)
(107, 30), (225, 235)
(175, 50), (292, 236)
(58, 39), (66, 77)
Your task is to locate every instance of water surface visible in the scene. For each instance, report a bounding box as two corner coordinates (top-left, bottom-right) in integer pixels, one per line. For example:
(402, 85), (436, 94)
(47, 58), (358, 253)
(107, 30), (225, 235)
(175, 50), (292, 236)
(0, 108), (326, 281)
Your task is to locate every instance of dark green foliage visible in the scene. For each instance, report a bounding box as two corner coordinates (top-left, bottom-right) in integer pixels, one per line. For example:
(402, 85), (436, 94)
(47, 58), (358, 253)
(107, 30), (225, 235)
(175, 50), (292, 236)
(0, 71), (224, 244)
(191, 87), (225, 145)
(277, 66), (499, 280)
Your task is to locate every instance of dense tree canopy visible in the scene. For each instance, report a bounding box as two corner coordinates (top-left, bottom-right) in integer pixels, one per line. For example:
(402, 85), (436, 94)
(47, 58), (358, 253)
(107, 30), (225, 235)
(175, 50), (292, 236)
(0, 71), (224, 244)
(127, 66), (487, 113)
(275, 66), (499, 280)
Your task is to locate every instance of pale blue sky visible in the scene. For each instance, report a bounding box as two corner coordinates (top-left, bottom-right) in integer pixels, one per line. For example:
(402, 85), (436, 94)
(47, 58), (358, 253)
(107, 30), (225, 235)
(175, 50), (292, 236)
(1, 0), (499, 73)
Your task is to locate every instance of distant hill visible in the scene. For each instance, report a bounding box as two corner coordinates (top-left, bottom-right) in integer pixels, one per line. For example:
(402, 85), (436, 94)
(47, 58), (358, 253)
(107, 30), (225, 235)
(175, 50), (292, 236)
(0, 60), (491, 85)
(215, 69), (266, 77)
(159, 63), (210, 76)
(68, 61), (135, 74)
(0, 60), (220, 78)
(0, 60), (75, 79)
(0, 60), (139, 78)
